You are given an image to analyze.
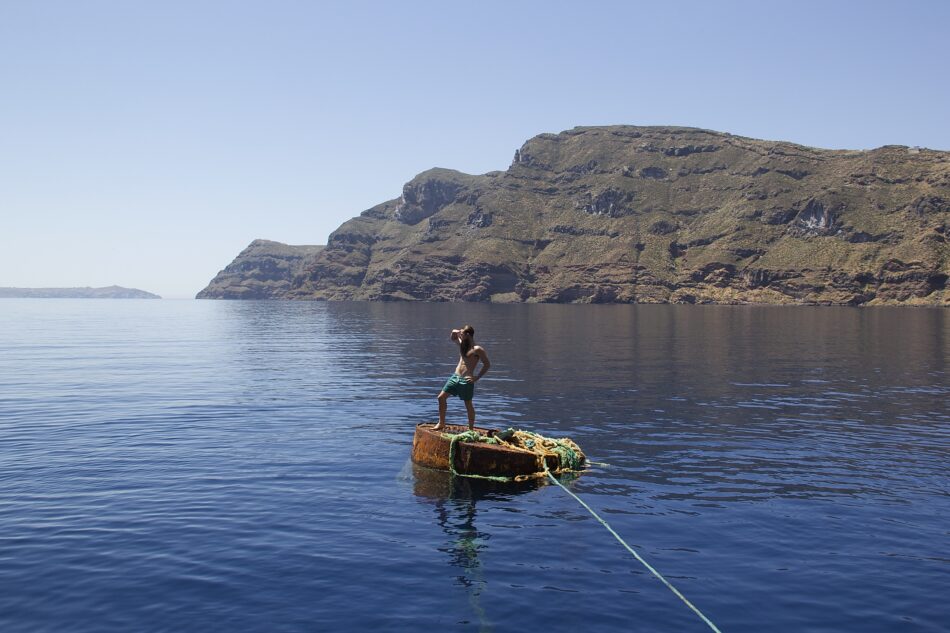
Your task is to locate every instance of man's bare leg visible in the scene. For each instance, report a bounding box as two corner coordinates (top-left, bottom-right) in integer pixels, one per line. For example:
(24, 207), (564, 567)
(464, 399), (475, 430)
(434, 391), (449, 430)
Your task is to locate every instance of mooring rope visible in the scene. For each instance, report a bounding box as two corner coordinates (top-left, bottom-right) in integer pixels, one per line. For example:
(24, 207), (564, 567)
(543, 462), (723, 633)
(442, 428), (722, 631)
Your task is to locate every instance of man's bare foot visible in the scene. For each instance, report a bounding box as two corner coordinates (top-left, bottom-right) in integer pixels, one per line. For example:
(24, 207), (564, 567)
(431, 423), (445, 431)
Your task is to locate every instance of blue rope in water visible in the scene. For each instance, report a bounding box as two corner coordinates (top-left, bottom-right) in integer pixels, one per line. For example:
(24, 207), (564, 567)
(544, 466), (723, 633)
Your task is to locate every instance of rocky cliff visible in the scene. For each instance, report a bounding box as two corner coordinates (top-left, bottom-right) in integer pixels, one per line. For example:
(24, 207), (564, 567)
(197, 240), (324, 299)
(199, 126), (949, 305)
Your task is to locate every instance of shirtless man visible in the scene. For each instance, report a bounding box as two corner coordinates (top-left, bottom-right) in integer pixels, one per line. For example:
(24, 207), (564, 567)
(433, 324), (491, 431)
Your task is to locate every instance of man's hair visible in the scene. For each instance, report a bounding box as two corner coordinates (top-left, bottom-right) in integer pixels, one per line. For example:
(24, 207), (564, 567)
(460, 324), (475, 357)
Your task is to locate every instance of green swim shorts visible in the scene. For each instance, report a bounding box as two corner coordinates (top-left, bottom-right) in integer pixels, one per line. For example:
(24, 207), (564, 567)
(442, 374), (475, 401)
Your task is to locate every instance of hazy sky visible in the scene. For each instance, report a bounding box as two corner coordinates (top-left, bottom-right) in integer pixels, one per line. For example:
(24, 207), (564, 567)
(2, 1), (948, 298)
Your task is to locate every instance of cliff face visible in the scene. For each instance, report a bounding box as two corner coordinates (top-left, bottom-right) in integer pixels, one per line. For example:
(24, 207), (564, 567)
(200, 126), (949, 305)
(197, 240), (324, 299)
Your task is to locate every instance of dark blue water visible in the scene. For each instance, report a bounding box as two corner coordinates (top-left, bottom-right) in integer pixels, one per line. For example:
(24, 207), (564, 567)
(1, 300), (947, 632)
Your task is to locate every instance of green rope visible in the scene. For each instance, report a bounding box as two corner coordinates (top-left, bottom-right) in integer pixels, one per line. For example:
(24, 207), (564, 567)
(522, 431), (584, 472)
(447, 431), (515, 483)
(517, 429), (585, 471)
(542, 461), (723, 633)
(445, 428), (585, 482)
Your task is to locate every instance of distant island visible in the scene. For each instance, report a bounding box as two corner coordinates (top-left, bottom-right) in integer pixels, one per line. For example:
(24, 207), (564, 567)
(0, 286), (161, 299)
(199, 125), (948, 306)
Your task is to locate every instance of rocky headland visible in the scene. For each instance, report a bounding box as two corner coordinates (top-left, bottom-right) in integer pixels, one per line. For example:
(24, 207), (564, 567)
(196, 240), (324, 299)
(199, 126), (948, 305)
(0, 286), (161, 299)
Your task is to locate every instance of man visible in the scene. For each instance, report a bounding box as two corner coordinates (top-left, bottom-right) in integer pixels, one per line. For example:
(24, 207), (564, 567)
(433, 324), (490, 431)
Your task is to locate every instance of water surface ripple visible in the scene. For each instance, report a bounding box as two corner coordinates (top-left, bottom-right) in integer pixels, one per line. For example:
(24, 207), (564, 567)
(0, 300), (947, 632)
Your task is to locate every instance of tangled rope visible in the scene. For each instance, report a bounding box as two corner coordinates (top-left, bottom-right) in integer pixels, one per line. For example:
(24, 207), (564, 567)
(445, 428), (585, 483)
(509, 429), (585, 471)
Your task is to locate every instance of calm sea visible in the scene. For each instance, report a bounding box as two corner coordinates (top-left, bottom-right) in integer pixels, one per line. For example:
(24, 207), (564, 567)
(0, 300), (947, 633)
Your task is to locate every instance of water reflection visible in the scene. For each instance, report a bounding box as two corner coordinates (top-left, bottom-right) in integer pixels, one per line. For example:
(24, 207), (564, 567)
(5, 300), (946, 632)
(412, 465), (544, 632)
(215, 301), (947, 507)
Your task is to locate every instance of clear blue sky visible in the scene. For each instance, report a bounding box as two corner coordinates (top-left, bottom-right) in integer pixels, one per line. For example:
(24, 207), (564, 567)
(2, 1), (947, 298)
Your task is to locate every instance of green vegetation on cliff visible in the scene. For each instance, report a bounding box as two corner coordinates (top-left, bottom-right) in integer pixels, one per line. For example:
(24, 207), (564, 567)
(199, 126), (949, 305)
(197, 240), (324, 299)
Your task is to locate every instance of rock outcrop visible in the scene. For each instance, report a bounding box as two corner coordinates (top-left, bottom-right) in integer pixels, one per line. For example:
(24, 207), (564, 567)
(199, 126), (949, 306)
(197, 240), (324, 299)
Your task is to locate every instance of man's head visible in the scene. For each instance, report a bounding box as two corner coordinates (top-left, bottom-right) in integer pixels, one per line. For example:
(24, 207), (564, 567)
(460, 325), (475, 340)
